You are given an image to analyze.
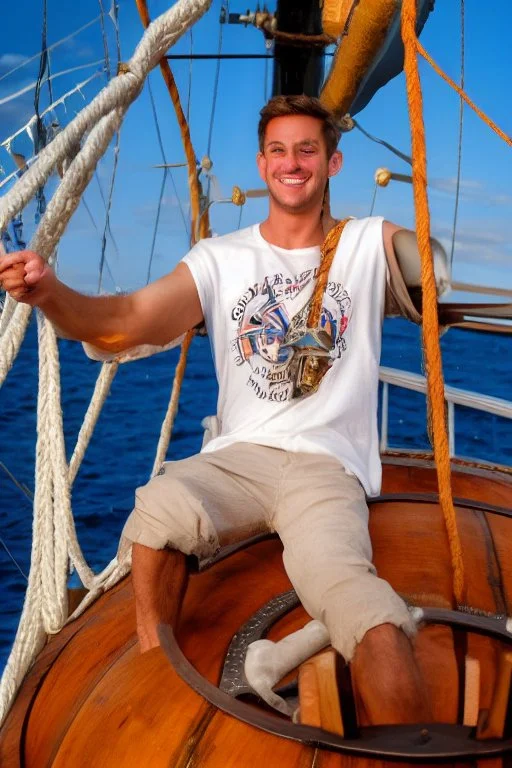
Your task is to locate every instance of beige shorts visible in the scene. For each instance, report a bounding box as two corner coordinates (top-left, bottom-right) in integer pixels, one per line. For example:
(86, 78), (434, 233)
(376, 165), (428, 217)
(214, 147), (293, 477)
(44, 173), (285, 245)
(121, 443), (415, 660)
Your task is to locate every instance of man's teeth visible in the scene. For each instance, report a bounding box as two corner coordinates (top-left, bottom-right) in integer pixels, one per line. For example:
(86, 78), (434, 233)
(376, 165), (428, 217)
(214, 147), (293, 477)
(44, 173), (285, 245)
(280, 178), (307, 185)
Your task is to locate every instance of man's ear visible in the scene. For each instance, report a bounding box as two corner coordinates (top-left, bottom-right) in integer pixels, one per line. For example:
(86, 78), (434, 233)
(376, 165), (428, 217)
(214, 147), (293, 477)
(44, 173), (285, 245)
(328, 150), (343, 178)
(256, 151), (267, 183)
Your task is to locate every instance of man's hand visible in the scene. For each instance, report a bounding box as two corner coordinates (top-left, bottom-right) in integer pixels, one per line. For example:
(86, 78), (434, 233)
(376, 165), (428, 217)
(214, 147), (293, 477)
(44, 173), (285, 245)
(0, 244), (54, 305)
(0, 241), (203, 351)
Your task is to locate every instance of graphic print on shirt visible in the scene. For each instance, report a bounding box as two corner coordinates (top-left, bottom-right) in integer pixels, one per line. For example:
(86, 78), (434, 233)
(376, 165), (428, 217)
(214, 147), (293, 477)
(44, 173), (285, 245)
(230, 269), (351, 401)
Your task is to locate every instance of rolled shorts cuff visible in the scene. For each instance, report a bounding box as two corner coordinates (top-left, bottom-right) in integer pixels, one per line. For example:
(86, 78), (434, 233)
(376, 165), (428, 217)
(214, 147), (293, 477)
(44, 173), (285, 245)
(337, 602), (418, 663)
(120, 507), (220, 560)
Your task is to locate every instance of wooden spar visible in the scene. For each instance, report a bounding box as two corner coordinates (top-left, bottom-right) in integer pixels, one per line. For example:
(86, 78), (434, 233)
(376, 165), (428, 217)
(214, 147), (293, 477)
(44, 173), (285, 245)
(272, 0), (325, 97)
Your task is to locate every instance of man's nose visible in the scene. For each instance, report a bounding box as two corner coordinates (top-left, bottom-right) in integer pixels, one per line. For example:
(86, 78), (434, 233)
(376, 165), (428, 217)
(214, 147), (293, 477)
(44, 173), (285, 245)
(279, 152), (301, 172)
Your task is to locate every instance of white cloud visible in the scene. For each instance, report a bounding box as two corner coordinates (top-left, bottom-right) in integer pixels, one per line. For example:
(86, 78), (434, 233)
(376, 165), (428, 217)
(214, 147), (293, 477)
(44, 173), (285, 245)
(430, 177), (512, 207)
(0, 53), (29, 72)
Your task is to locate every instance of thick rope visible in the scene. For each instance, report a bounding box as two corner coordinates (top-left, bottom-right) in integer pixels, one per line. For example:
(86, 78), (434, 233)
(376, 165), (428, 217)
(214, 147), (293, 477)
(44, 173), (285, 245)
(0, 0), (212, 726)
(151, 329), (195, 477)
(401, 0), (466, 606)
(0, 0), (212, 386)
(307, 219), (349, 328)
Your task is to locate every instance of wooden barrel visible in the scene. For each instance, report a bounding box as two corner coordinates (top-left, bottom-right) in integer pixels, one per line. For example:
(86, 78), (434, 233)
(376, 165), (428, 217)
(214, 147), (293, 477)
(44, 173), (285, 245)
(0, 457), (511, 767)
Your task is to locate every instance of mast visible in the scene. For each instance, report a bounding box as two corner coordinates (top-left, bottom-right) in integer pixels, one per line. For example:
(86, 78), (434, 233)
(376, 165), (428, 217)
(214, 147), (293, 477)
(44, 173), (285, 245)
(272, 0), (325, 97)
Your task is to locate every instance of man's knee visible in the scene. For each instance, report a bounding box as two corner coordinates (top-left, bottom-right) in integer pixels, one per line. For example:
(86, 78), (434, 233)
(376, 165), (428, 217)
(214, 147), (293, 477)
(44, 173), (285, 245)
(122, 475), (219, 559)
(318, 575), (416, 662)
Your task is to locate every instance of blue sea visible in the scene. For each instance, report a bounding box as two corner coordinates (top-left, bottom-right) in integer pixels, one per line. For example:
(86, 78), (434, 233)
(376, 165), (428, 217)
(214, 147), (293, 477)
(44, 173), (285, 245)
(0, 318), (510, 670)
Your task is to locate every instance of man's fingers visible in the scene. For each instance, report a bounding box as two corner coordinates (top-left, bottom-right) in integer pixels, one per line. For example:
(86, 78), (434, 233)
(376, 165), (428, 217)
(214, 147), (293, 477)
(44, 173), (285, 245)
(2, 276), (27, 292)
(24, 263), (45, 285)
(0, 252), (27, 274)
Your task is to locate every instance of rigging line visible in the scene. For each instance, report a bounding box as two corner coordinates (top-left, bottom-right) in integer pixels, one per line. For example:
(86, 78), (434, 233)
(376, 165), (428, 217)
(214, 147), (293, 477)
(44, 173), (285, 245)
(109, 0), (122, 65)
(206, 1), (228, 160)
(33, 0), (50, 229)
(96, 0), (123, 296)
(0, 60), (106, 108)
(165, 52), (334, 60)
(0, 15), (102, 85)
(264, 56), (268, 103)
(97, 131), (121, 293)
(0, 73), (102, 152)
(368, 183), (378, 216)
(0, 461), (33, 502)
(450, 0), (465, 269)
(352, 119), (412, 165)
(0, 536), (28, 582)
(82, 194), (117, 287)
(237, 202), (244, 230)
(93, 169), (122, 262)
(144, 76), (188, 281)
(34, 0), (49, 154)
(146, 169), (168, 285)
(147, 75), (190, 239)
(98, 0), (112, 80)
(186, 28), (193, 123)
(416, 40), (512, 149)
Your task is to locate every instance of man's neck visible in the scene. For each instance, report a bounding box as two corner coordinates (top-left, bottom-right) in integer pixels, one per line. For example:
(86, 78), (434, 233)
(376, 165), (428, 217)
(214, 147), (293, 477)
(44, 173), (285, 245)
(259, 206), (324, 250)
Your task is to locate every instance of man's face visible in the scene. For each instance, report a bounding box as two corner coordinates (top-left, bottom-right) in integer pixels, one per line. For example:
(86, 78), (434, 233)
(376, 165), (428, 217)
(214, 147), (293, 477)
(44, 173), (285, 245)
(256, 115), (342, 214)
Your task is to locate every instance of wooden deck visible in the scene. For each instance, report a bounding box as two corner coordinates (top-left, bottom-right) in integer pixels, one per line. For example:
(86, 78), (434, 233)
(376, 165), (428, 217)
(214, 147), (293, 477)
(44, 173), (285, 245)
(1, 458), (511, 767)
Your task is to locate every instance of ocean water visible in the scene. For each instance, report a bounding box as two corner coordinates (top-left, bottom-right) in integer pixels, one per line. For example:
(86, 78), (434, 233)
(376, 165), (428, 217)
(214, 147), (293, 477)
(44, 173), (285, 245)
(0, 318), (510, 669)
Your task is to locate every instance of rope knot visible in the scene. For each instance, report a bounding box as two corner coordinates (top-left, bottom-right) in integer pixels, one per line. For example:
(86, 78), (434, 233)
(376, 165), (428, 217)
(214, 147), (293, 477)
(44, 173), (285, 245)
(117, 62), (132, 75)
(231, 186), (246, 206)
(201, 155), (213, 172)
(339, 114), (354, 132)
(375, 167), (392, 187)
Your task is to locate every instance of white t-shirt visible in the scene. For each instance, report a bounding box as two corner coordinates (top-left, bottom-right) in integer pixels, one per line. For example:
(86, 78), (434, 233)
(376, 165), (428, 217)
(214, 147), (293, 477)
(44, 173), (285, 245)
(183, 216), (388, 496)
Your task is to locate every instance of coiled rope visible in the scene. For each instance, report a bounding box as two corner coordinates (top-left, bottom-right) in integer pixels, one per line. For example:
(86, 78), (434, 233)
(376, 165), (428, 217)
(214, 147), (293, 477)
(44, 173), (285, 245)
(401, 0), (466, 605)
(0, 0), (212, 726)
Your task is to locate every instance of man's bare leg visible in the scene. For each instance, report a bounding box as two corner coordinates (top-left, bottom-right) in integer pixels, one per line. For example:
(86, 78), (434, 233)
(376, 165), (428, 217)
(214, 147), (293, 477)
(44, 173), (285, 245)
(351, 623), (431, 725)
(131, 543), (188, 653)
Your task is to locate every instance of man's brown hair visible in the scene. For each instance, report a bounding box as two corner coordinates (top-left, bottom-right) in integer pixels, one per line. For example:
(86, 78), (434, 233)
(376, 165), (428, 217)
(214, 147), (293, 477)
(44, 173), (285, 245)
(258, 95), (341, 158)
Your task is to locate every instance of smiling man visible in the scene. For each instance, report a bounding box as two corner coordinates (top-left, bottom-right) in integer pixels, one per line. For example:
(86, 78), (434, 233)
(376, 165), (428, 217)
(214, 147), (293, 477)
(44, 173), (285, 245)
(0, 95), (447, 726)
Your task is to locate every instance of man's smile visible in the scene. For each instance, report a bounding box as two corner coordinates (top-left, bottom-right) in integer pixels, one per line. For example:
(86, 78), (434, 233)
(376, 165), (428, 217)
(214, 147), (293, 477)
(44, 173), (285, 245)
(277, 176), (310, 186)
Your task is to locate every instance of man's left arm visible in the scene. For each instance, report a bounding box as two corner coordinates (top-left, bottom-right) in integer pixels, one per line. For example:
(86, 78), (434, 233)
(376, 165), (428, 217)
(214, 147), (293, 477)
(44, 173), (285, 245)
(382, 221), (451, 322)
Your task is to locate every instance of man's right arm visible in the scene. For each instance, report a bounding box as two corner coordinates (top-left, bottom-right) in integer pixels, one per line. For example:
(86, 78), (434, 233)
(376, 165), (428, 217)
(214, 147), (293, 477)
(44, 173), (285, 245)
(0, 249), (204, 353)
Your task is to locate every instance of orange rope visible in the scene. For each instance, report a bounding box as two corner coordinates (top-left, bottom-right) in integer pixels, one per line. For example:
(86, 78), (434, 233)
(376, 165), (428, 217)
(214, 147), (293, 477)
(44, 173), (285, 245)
(401, 0), (466, 606)
(416, 41), (512, 149)
(135, 0), (209, 245)
(135, 0), (205, 455)
(308, 219), (349, 328)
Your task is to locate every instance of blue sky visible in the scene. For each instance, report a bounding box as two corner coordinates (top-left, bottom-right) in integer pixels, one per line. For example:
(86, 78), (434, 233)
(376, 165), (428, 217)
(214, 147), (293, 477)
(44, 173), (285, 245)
(1, 0), (511, 293)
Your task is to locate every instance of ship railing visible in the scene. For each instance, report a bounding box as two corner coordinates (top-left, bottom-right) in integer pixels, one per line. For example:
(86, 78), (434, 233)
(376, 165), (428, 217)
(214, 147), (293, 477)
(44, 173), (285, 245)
(379, 366), (512, 459)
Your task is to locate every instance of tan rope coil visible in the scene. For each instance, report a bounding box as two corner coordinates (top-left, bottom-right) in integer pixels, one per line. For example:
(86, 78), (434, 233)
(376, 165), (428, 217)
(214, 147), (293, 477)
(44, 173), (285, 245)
(308, 219), (349, 329)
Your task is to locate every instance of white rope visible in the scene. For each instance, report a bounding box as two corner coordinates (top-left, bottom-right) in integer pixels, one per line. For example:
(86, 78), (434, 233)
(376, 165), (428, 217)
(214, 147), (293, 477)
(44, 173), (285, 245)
(0, 0), (211, 231)
(0, 0), (212, 385)
(0, 0), (212, 725)
(151, 331), (194, 477)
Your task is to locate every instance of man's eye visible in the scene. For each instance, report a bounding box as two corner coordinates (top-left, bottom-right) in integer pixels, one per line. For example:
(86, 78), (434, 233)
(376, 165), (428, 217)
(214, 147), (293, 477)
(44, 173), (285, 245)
(301, 148), (315, 154)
